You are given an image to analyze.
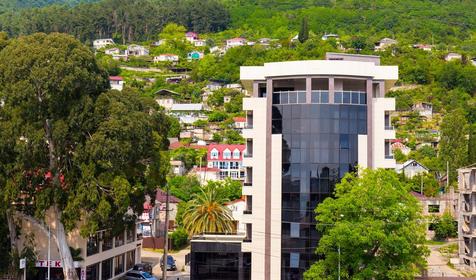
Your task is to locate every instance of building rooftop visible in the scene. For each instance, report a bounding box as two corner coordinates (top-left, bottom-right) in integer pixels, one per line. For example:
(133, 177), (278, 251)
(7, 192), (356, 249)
(171, 103), (204, 111)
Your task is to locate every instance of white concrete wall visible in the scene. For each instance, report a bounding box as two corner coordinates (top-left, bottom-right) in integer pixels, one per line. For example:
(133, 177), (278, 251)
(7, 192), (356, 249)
(373, 97), (396, 168)
(270, 134), (282, 280)
(241, 97), (267, 280)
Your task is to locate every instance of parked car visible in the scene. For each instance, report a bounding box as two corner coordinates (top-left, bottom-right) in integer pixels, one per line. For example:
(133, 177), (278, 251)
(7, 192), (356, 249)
(123, 270), (156, 280)
(133, 263), (153, 274)
(160, 255), (177, 271)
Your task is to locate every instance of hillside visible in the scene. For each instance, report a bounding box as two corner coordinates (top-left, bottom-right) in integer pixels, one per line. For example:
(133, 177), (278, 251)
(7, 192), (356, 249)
(0, 0), (98, 13)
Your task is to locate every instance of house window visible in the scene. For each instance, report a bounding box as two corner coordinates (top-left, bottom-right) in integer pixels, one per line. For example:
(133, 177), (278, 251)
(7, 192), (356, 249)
(219, 162), (229, 169)
(223, 149), (231, 159)
(101, 258), (113, 280)
(126, 250), (136, 270)
(114, 254), (124, 276)
(231, 171), (239, 179)
(233, 149), (240, 159)
(212, 161), (219, 168)
(290, 253), (300, 268)
(102, 231), (113, 251)
(428, 205), (440, 213)
(87, 234), (99, 256)
(290, 223), (300, 238)
(86, 263), (99, 280)
(210, 149), (219, 159)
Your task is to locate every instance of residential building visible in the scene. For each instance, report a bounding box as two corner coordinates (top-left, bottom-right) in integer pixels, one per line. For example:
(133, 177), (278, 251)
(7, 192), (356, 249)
(321, 33), (339, 41)
(233, 116), (247, 129)
(109, 76), (124, 91)
(391, 140), (411, 156)
(374, 37), (397, 51)
(127, 45), (149, 56)
(210, 46), (227, 56)
(104, 48), (120, 55)
(187, 51), (204, 60)
(93, 38), (114, 49)
(154, 54), (179, 63)
(170, 160), (186, 175)
(445, 52), (462, 61)
(458, 166), (476, 269)
(207, 144), (246, 180)
(412, 44), (433, 51)
(236, 53), (398, 279)
(191, 166), (221, 183)
(413, 102), (433, 118)
(194, 39), (206, 47)
(170, 103), (207, 124)
(185, 32), (199, 43)
(151, 39), (166, 46)
(226, 37), (247, 48)
(226, 198), (247, 233)
(396, 159), (428, 178)
(16, 208), (141, 280)
(155, 98), (175, 110)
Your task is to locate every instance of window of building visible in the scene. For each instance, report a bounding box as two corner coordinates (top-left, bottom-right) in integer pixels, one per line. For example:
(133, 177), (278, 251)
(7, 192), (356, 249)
(115, 231), (124, 247)
(102, 231), (113, 251)
(101, 258), (113, 280)
(86, 263), (99, 280)
(212, 161), (219, 168)
(233, 149), (240, 159)
(428, 205), (440, 213)
(342, 92), (351, 104)
(210, 149), (219, 159)
(219, 161), (229, 169)
(231, 171), (239, 179)
(290, 223), (300, 238)
(87, 234), (99, 256)
(114, 254), (125, 276)
(290, 253), (300, 268)
(334, 92), (342, 104)
(223, 149), (231, 159)
(126, 250), (136, 270)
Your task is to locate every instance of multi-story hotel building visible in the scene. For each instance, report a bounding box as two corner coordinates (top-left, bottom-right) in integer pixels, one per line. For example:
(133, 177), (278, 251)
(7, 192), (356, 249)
(235, 53), (398, 280)
(16, 208), (142, 280)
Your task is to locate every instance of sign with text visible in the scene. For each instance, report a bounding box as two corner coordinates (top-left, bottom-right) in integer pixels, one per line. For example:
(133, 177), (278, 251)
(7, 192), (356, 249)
(19, 258), (26, 269)
(35, 260), (81, 268)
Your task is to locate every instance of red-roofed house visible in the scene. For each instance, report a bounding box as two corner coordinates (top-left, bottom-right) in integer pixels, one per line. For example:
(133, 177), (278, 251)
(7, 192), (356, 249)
(233, 116), (247, 129)
(225, 198), (246, 233)
(226, 37), (247, 48)
(207, 144), (246, 180)
(109, 76), (124, 91)
(185, 32), (199, 43)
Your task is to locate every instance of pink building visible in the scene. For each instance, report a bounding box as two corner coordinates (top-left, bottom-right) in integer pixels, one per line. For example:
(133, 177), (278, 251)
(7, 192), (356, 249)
(207, 144), (246, 180)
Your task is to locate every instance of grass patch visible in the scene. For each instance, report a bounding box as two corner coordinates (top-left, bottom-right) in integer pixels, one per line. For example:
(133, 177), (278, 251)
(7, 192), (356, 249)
(424, 239), (447, 245)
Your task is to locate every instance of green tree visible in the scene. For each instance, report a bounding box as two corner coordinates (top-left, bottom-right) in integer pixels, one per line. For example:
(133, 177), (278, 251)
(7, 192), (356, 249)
(170, 147), (207, 170)
(298, 17), (309, 43)
(159, 23), (187, 41)
(207, 178), (242, 201)
(469, 123), (476, 165)
(167, 116), (181, 138)
(182, 184), (234, 236)
(434, 211), (457, 240)
(170, 227), (189, 249)
(305, 169), (429, 280)
(168, 175), (201, 201)
(0, 33), (169, 280)
(439, 109), (468, 184)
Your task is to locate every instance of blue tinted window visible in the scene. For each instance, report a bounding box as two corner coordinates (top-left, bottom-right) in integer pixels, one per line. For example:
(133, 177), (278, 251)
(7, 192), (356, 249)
(321, 92), (329, 103)
(334, 92), (342, 104)
(343, 92), (351, 104)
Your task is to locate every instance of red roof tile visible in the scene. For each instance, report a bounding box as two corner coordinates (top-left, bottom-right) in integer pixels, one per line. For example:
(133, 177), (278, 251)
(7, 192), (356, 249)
(207, 143), (246, 161)
(155, 189), (181, 204)
(109, 76), (123, 81)
(233, 117), (246, 122)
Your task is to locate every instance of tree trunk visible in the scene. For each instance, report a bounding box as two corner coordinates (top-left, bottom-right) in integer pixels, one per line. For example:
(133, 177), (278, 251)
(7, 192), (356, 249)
(44, 119), (78, 280)
(6, 209), (18, 252)
(53, 205), (79, 280)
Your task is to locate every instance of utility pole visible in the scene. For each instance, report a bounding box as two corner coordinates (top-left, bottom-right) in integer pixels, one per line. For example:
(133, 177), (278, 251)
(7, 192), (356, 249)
(162, 185), (170, 280)
(47, 225), (51, 280)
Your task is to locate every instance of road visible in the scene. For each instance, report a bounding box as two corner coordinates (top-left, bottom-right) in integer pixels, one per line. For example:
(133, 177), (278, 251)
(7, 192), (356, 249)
(142, 248), (190, 280)
(426, 243), (463, 277)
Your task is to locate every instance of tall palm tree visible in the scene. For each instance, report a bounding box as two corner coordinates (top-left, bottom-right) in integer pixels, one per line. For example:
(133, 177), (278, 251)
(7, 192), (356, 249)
(182, 184), (234, 236)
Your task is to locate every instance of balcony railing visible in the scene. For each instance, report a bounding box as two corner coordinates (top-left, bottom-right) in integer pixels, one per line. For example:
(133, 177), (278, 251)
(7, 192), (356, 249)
(243, 182), (252, 186)
(245, 124), (253, 129)
(243, 210), (252, 215)
(244, 153), (252, 158)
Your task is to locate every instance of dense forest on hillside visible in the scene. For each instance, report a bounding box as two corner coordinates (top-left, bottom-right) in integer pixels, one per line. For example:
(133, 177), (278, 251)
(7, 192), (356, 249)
(0, 0), (475, 49)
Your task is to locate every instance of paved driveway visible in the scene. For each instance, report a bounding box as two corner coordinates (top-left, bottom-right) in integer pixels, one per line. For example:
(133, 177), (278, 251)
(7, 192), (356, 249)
(142, 248), (190, 280)
(426, 243), (462, 277)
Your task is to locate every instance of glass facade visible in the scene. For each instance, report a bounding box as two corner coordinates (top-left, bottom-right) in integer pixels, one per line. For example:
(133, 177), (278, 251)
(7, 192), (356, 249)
(272, 104), (367, 280)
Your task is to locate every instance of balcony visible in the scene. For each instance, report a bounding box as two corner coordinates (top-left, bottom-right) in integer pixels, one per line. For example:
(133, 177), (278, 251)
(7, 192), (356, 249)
(385, 154), (394, 159)
(243, 210), (252, 215)
(243, 182), (252, 187)
(244, 153), (252, 158)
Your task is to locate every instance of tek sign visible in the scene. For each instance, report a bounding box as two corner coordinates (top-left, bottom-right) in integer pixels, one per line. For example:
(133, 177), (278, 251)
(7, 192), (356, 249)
(36, 260), (62, 268)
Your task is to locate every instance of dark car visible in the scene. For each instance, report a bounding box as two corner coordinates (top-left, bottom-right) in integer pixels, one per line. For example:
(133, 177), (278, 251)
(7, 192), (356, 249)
(123, 270), (156, 280)
(160, 255), (177, 271)
(133, 263), (153, 274)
